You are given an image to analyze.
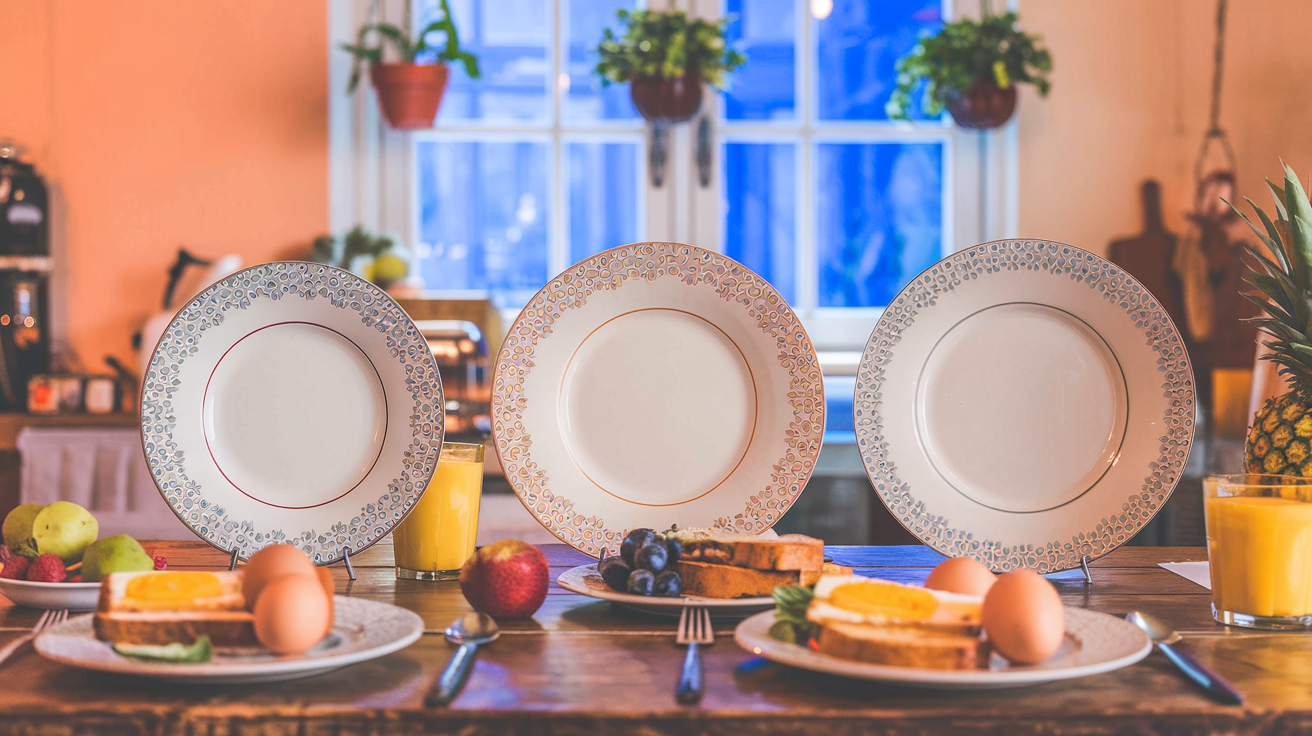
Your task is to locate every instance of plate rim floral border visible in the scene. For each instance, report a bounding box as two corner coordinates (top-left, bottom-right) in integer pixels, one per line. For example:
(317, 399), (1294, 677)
(491, 242), (826, 557)
(139, 261), (444, 565)
(854, 239), (1195, 573)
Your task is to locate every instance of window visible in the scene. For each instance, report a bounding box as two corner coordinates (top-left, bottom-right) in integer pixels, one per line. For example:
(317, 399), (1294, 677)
(330, 0), (1016, 350)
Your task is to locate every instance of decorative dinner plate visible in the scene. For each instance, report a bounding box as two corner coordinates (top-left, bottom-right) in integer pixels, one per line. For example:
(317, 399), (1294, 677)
(140, 262), (443, 564)
(734, 607), (1152, 689)
(556, 563), (774, 617)
(855, 240), (1194, 573)
(34, 597), (423, 684)
(492, 243), (824, 557)
(0, 578), (100, 611)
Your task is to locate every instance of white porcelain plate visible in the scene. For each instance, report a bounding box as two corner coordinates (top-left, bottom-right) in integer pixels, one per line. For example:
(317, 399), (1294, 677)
(0, 578), (100, 610)
(493, 243), (825, 557)
(734, 606), (1151, 689)
(140, 262), (443, 564)
(33, 597), (422, 684)
(555, 563), (774, 617)
(855, 241), (1194, 572)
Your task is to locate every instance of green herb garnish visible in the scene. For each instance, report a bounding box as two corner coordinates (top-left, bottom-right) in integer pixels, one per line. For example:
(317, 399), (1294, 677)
(770, 584), (816, 645)
(113, 635), (212, 663)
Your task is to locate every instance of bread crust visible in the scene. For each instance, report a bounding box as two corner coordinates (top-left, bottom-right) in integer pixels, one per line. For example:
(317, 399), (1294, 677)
(815, 620), (989, 671)
(94, 613), (258, 647)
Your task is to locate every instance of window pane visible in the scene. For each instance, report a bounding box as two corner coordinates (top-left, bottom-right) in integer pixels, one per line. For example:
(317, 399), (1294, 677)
(723, 142), (795, 302)
(416, 140), (550, 308)
(816, 142), (942, 307)
(723, 0), (795, 121)
(564, 1), (641, 122)
(568, 141), (640, 263)
(416, 0), (550, 123)
(816, 0), (942, 121)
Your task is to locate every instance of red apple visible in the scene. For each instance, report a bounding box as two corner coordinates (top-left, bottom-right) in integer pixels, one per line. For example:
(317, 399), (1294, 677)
(458, 539), (549, 619)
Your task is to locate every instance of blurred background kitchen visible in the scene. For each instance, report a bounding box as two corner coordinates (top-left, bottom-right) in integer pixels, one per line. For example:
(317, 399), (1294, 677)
(2, 0), (1308, 547)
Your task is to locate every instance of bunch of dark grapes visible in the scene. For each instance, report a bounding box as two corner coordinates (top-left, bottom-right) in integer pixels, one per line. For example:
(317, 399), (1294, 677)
(598, 528), (682, 597)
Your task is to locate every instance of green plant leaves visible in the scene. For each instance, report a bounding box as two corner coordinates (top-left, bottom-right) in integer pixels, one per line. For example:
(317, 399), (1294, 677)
(593, 10), (746, 90)
(339, 0), (481, 94)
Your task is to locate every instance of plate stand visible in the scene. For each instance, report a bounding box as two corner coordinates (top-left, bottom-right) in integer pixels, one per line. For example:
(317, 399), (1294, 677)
(341, 547), (356, 581)
(1080, 555), (1093, 585)
(228, 548), (239, 572)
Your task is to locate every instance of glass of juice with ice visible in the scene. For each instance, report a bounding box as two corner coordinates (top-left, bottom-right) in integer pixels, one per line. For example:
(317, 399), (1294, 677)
(1204, 473), (1312, 628)
(393, 442), (485, 581)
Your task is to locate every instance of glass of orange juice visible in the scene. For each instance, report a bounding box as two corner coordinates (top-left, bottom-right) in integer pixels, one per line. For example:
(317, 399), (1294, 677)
(394, 442), (485, 581)
(1204, 474), (1312, 628)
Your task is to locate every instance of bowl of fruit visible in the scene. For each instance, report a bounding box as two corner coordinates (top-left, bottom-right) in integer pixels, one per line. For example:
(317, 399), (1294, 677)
(1, 502), (162, 610)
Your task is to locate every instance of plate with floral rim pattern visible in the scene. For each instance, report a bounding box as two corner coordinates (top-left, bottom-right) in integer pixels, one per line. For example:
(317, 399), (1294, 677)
(491, 243), (825, 557)
(854, 240), (1194, 573)
(139, 262), (443, 565)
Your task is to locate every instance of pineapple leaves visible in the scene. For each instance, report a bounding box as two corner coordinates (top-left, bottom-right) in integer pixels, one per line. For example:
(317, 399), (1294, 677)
(1268, 178), (1289, 220)
(1282, 163), (1312, 274)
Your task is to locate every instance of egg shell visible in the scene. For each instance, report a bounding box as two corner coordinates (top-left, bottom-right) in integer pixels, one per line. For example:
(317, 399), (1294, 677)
(981, 569), (1065, 665)
(925, 557), (997, 597)
(253, 573), (331, 655)
(315, 567), (335, 638)
(241, 544), (316, 609)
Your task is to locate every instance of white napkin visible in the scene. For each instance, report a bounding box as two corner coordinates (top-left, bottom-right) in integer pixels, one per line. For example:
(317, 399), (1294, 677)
(1159, 561), (1211, 590)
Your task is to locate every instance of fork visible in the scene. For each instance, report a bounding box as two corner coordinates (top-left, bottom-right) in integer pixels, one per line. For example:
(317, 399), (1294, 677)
(0, 608), (67, 667)
(676, 606), (713, 705)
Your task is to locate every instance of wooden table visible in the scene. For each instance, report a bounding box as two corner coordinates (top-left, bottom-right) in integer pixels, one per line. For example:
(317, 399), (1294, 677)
(0, 541), (1306, 735)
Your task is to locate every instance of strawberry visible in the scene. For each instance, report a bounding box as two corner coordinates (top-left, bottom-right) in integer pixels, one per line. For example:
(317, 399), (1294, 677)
(26, 553), (66, 583)
(0, 554), (29, 580)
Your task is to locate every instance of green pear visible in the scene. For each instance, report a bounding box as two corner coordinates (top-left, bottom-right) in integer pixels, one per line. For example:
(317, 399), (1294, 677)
(82, 534), (154, 582)
(2, 503), (46, 557)
(32, 502), (98, 564)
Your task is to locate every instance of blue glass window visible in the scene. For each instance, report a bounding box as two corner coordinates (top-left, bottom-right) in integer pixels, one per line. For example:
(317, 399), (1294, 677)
(565, 1), (641, 122)
(816, 142), (943, 307)
(723, 142), (796, 302)
(816, 0), (942, 121)
(568, 141), (640, 263)
(416, 0), (551, 123)
(723, 0), (796, 121)
(415, 140), (550, 308)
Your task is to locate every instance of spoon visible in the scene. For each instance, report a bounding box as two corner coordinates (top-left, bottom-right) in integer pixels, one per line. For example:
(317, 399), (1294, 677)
(424, 612), (501, 707)
(1125, 610), (1243, 705)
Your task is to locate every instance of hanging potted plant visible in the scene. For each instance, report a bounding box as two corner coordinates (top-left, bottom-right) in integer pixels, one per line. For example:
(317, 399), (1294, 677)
(340, 0), (480, 130)
(594, 10), (746, 124)
(886, 11), (1051, 129)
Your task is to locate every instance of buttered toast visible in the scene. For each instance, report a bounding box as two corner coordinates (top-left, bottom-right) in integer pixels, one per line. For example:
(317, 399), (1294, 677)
(94, 570), (257, 647)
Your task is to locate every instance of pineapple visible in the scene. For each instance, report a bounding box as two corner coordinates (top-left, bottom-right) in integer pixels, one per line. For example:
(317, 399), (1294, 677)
(1238, 163), (1312, 476)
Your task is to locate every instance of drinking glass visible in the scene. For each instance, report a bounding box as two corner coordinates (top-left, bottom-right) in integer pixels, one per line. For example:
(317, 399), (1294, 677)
(1204, 473), (1312, 629)
(394, 442), (485, 581)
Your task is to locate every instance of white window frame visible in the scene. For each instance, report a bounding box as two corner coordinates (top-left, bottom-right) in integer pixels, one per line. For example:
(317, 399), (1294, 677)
(329, 0), (1019, 354)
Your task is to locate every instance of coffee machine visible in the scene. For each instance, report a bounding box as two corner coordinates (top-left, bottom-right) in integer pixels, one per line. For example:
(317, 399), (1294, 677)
(0, 143), (51, 410)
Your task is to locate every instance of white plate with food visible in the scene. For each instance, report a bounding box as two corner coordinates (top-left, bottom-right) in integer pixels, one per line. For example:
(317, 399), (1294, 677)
(0, 578), (100, 610)
(140, 262), (444, 564)
(855, 240), (1194, 573)
(555, 529), (843, 617)
(492, 243), (825, 558)
(734, 605), (1151, 689)
(34, 596), (423, 684)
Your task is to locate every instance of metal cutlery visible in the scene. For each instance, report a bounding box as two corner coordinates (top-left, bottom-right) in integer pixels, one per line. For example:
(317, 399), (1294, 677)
(1126, 610), (1243, 705)
(0, 608), (67, 668)
(425, 612), (500, 707)
(676, 606), (712, 705)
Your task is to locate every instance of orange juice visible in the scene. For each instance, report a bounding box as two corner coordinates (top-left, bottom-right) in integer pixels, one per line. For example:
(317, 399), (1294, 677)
(394, 442), (485, 579)
(1204, 475), (1312, 627)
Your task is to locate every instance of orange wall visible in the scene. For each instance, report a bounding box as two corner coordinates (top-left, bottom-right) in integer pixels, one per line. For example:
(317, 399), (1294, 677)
(0, 1), (328, 373)
(1017, 0), (1312, 255)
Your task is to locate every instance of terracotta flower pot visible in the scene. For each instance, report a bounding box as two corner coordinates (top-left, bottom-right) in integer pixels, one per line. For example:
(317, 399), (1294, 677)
(370, 62), (450, 130)
(942, 75), (1017, 130)
(630, 73), (704, 124)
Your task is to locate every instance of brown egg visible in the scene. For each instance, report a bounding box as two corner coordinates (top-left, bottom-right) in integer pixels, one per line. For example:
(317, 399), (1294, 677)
(924, 557), (997, 597)
(315, 567), (335, 637)
(241, 544), (316, 609)
(252, 573), (331, 655)
(981, 569), (1066, 664)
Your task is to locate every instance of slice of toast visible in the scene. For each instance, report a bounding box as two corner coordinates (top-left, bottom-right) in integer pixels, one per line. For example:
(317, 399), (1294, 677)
(94, 570), (257, 647)
(815, 620), (990, 671)
(677, 560), (852, 598)
(675, 532), (825, 571)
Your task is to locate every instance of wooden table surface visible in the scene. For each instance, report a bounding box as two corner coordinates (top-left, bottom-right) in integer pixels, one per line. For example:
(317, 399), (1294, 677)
(0, 540), (1306, 735)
